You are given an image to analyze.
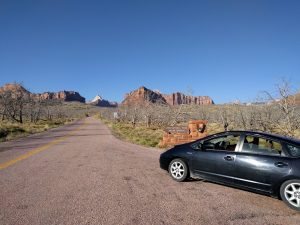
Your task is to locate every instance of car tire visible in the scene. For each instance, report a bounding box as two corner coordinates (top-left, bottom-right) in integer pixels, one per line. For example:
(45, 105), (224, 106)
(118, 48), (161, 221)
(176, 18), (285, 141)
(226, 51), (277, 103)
(280, 179), (300, 211)
(168, 159), (188, 182)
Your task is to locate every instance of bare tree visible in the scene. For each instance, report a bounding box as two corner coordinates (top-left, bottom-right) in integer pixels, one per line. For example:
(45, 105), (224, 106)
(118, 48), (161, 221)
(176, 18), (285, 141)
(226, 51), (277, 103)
(218, 107), (230, 131)
(263, 79), (300, 137)
(0, 84), (30, 123)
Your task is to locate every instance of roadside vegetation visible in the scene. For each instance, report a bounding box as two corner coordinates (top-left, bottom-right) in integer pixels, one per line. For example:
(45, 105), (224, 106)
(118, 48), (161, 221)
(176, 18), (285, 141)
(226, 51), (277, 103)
(97, 115), (164, 147)
(97, 80), (300, 148)
(0, 120), (67, 142)
(1, 80), (299, 147)
(0, 84), (100, 142)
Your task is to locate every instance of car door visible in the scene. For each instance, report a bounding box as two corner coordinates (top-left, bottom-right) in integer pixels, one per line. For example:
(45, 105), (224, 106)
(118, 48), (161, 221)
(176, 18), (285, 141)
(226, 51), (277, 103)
(235, 135), (291, 193)
(190, 134), (241, 184)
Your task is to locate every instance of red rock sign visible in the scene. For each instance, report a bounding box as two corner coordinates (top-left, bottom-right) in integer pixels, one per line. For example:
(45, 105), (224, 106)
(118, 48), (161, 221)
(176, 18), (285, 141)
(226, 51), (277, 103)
(159, 120), (208, 147)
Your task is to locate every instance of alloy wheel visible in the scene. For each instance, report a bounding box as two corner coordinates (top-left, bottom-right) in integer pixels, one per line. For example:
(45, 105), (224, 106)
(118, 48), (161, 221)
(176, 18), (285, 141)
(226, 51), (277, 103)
(284, 182), (300, 208)
(170, 161), (185, 179)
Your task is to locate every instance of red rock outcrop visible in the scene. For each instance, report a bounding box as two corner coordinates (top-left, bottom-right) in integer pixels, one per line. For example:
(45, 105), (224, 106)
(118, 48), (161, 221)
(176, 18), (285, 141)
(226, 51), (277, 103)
(35, 91), (85, 103)
(0, 83), (85, 103)
(122, 87), (214, 106)
(162, 92), (214, 105)
(0, 83), (30, 93)
(122, 86), (167, 106)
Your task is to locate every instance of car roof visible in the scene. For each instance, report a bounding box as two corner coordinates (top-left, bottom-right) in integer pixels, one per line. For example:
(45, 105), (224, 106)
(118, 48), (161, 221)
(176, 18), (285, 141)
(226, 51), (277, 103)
(211, 130), (300, 146)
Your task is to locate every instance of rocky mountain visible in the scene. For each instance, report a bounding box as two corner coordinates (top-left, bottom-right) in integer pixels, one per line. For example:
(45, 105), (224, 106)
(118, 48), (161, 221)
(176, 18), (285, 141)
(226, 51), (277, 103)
(0, 83), (85, 103)
(35, 91), (85, 103)
(162, 92), (214, 105)
(121, 86), (214, 106)
(121, 87), (167, 106)
(91, 95), (103, 102)
(88, 95), (118, 107)
(0, 83), (30, 94)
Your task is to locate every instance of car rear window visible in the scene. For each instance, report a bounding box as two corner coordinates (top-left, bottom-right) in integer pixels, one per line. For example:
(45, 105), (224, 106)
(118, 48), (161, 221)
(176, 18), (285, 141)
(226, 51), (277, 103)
(285, 144), (300, 157)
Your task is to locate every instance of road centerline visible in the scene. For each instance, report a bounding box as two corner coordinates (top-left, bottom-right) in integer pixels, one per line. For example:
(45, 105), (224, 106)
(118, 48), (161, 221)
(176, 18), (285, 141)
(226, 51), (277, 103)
(0, 120), (88, 170)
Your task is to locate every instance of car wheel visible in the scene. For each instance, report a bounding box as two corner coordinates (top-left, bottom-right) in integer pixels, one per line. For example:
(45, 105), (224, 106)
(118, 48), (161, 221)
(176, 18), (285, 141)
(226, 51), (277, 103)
(280, 179), (300, 211)
(168, 159), (188, 182)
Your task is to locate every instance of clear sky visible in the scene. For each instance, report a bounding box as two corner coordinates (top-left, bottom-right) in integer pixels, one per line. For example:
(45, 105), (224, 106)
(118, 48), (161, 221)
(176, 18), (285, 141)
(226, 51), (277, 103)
(0, 0), (299, 103)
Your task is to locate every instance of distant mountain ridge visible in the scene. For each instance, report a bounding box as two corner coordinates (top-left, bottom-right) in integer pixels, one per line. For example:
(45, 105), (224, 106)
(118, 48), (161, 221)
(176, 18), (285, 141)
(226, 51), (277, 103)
(122, 86), (214, 106)
(36, 91), (85, 103)
(88, 94), (118, 107)
(122, 86), (167, 106)
(0, 83), (85, 103)
(0, 83), (29, 93)
(162, 92), (213, 105)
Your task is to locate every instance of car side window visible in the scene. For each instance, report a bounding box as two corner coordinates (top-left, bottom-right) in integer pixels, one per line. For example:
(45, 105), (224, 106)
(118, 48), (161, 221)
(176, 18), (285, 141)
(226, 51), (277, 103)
(285, 144), (300, 157)
(242, 136), (282, 156)
(201, 135), (240, 151)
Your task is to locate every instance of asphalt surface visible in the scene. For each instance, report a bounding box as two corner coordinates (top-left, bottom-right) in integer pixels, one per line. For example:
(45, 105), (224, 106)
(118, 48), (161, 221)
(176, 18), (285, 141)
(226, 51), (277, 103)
(0, 117), (299, 225)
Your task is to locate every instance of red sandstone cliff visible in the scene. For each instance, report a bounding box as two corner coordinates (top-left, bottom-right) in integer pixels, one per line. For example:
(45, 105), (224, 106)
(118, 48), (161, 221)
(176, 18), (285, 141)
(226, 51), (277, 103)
(0, 83), (30, 94)
(35, 91), (85, 103)
(162, 92), (214, 105)
(122, 87), (167, 106)
(122, 87), (214, 106)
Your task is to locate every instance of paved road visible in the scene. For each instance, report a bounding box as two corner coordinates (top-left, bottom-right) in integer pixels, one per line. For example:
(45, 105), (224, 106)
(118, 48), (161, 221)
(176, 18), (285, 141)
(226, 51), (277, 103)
(0, 117), (299, 225)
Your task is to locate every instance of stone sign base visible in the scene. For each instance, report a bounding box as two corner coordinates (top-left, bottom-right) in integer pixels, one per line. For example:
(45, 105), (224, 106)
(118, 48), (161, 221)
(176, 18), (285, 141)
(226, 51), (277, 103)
(159, 120), (208, 147)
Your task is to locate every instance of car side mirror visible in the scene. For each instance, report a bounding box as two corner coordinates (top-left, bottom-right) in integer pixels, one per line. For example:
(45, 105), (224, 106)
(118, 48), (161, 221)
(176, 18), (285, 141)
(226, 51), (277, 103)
(197, 143), (203, 150)
(191, 142), (203, 150)
(202, 143), (214, 150)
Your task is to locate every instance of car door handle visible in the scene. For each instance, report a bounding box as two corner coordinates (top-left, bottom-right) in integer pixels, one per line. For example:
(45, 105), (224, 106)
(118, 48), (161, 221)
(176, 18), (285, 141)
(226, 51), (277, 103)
(224, 156), (234, 161)
(274, 162), (288, 168)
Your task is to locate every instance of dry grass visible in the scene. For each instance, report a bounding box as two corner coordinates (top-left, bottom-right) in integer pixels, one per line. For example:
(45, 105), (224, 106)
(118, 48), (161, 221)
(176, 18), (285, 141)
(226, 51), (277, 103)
(98, 116), (164, 148)
(98, 116), (226, 148)
(0, 119), (75, 142)
(206, 122), (225, 135)
(97, 113), (233, 148)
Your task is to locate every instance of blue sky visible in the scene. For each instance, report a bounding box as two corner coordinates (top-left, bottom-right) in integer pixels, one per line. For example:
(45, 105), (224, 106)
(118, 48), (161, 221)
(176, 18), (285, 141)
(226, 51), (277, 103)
(0, 0), (299, 103)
